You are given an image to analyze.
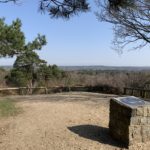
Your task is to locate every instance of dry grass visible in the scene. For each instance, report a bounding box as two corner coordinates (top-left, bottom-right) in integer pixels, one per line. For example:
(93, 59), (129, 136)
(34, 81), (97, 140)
(0, 99), (22, 117)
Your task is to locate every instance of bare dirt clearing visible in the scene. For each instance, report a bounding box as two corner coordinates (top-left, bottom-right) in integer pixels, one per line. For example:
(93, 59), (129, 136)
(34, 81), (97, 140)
(0, 92), (146, 150)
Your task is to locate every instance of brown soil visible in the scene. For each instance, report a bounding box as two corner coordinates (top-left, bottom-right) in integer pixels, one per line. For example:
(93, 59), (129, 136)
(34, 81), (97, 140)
(0, 92), (149, 150)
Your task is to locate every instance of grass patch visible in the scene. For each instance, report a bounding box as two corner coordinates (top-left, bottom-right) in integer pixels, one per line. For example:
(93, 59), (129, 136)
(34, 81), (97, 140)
(0, 99), (22, 117)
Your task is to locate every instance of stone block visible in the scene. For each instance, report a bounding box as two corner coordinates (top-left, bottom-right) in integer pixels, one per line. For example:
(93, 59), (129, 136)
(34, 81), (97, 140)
(129, 126), (142, 145)
(136, 107), (144, 116)
(140, 117), (147, 125)
(131, 117), (149, 125)
(131, 108), (137, 117)
(144, 106), (148, 117)
(130, 117), (141, 125)
(147, 107), (150, 117)
(109, 97), (150, 147)
(141, 126), (150, 143)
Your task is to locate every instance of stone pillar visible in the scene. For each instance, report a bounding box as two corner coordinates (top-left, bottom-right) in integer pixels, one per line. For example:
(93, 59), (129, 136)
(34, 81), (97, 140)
(109, 97), (150, 147)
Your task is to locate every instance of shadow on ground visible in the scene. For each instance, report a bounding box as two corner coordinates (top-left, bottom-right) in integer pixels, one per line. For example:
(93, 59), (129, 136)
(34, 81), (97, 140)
(68, 124), (126, 148)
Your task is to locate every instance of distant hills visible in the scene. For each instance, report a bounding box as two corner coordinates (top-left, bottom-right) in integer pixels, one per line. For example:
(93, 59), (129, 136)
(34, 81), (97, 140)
(1, 65), (150, 71)
(59, 66), (150, 71)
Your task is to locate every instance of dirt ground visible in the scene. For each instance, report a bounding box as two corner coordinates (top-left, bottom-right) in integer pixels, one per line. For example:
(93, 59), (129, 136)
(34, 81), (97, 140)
(0, 92), (149, 150)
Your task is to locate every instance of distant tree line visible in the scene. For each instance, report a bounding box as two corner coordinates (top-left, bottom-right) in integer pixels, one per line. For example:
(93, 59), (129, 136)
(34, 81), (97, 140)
(1, 67), (150, 94)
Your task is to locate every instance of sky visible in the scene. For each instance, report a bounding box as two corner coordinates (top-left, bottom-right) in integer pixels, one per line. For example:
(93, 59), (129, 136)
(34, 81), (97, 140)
(0, 0), (150, 66)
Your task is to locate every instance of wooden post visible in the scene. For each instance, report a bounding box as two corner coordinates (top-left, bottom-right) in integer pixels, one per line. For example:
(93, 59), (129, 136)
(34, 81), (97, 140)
(131, 89), (133, 95)
(140, 90), (143, 98)
(144, 90), (146, 98)
(19, 88), (23, 95)
(45, 87), (48, 94)
(124, 88), (127, 95)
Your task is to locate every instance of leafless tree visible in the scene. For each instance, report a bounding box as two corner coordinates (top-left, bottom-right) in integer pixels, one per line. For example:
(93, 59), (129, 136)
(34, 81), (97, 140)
(39, 0), (150, 52)
(96, 0), (150, 52)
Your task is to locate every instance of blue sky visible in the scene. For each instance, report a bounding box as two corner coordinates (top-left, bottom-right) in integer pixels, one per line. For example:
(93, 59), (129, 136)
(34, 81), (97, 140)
(0, 0), (150, 66)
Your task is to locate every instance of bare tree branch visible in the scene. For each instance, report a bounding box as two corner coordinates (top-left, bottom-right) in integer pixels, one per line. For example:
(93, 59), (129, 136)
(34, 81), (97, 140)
(96, 0), (150, 52)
